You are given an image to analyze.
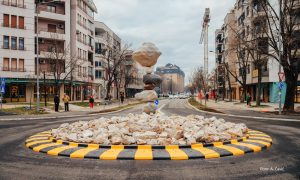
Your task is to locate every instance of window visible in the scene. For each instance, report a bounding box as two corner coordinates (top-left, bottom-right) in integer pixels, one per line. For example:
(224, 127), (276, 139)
(4, 14), (9, 27)
(19, 37), (24, 50)
(11, 15), (17, 28)
(47, 5), (56, 13)
(3, 36), (9, 49)
(19, 59), (24, 71)
(19, 16), (24, 29)
(11, 0), (17, 6)
(95, 61), (102, 67)
(18, 0), (24, 8)
(11, 58), (17, 71)
(3, 58), (9, 71)
(48, 24), (56, 33)
(247, 64), (250, 74)
(95, 70), (102, 79)
(11, 36), (17, 50)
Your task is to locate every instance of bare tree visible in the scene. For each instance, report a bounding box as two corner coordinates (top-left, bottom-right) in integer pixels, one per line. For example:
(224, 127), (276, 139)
(259, 0), (300, 111)
(102, 44), (131, 100)
(41, 34), (83, 96)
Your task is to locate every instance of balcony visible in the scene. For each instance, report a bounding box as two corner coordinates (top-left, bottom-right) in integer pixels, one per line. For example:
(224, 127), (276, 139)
(1, 0), (26, 8)
(39, 50), (64, 58)
(37, 28), (66, 41)
(37, 10), (66, 21)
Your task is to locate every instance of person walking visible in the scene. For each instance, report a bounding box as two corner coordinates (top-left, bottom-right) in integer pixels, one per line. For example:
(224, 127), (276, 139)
(54, 94), (60, 112)
(89, 96), (94, 109)
(62, 93), (70, 112)
(120, 92), (125, 104)
(246, 92), (251, 107)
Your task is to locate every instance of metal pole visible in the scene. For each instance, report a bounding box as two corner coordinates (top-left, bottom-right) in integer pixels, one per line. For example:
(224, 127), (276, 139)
(44, 72), (47, 107)
(36, 3), (40, 112)
(278, 0), (282, 115)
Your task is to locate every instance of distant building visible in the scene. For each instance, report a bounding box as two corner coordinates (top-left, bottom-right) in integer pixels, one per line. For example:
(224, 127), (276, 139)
(155, 63), (185, 94)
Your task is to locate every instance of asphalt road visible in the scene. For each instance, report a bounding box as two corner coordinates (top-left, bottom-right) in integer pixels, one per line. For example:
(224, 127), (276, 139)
(0, 99), (299, 180)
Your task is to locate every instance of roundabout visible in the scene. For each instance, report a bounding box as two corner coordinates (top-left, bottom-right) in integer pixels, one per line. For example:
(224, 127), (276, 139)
(25, 130), (272, 160)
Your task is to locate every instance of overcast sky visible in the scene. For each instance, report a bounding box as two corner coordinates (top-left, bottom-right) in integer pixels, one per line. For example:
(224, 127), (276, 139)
(94, 0), (236, 84)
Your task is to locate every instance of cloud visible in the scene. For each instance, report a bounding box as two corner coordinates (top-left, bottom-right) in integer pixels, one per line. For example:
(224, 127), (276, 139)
(94, 0), (236, 84)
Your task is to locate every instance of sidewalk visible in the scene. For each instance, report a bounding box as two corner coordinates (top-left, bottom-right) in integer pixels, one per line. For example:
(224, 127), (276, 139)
(0, 99), (142, 120)
(194, 98), (300, 119)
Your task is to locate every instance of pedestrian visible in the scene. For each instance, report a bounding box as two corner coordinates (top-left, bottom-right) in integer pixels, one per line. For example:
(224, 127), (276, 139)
(246, 92), (251, 107)
(205, 92), (209, 101)
(54, 94), (60, 112)
(89, 96), (94, 109)
(120, 92), (125, 104)
(215, 93), (218, 103)
(62, 93), (70, 112)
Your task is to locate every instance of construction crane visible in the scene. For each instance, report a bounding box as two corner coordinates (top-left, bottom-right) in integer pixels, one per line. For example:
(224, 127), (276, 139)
(200, 8), (210, 75)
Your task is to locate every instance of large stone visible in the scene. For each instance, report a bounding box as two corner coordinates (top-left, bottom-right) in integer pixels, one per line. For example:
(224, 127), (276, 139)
(52, 113), (249, 145)
(135, 90), (158, 102)
(132, 42), (162, 67)
(143, 74), (162, 86)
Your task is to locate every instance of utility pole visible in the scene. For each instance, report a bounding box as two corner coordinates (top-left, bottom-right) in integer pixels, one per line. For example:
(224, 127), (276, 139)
(44, 72), (47, 107)
(36, 2), (40, 112)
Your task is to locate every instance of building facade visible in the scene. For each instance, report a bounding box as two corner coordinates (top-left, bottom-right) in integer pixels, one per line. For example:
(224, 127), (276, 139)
(155, 63), (185, 95)
(0, 0), (123, 103)
(215, 0), (300, 103)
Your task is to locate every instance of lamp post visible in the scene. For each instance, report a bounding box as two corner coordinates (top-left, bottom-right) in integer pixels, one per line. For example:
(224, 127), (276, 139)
(35, 0), (61, 112)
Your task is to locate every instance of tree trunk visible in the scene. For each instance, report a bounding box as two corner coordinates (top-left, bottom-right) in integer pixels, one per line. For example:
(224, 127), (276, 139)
(106, 82), (112, 99)
(256, 66), (262, 106)
(283, 70), (297, 112)
(226, 69), (232, 102)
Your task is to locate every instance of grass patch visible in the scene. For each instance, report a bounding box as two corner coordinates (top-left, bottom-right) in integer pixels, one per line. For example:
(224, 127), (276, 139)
(2, 106), (48, 115)
(188, 98), (224, 114)
(90, 102), (146, 114)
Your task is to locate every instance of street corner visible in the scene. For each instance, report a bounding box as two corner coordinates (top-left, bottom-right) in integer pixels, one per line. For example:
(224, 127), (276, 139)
(24, 130), (272, 160)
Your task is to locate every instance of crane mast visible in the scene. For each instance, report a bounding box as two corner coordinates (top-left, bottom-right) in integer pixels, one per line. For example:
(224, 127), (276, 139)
(200, 8), (210, 75)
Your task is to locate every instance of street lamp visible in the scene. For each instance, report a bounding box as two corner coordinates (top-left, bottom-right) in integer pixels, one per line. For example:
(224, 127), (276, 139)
(35, 0), (61, 112)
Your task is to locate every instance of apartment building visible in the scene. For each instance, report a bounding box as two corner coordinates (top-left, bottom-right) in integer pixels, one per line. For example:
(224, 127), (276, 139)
(123, 50), (144, 98)
(70, 0), (97, 101)
(216, 0), (300, 103)
(1, 0), (126, 103)
(155, 63), (185, 95)
(0, 0), (36, 102)
(94, 21), (122, 99)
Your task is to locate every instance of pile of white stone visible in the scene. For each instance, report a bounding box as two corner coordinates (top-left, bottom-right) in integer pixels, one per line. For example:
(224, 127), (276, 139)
(51, 113), (248, 145)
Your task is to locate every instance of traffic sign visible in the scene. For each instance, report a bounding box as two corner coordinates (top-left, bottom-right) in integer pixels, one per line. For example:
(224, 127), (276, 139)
(278, 82), (284, 90)
(0, 78), (5, 94)
(154, 99), (159, 106)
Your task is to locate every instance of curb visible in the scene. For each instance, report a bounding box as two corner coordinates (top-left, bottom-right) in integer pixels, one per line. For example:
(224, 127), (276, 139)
(25, 130), (272, 160)
(186, 101), (300, 122)
(0, 103), (142, 121)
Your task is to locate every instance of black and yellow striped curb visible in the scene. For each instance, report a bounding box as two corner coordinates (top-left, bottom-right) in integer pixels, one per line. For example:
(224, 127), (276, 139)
(25, 130), (272, 160)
